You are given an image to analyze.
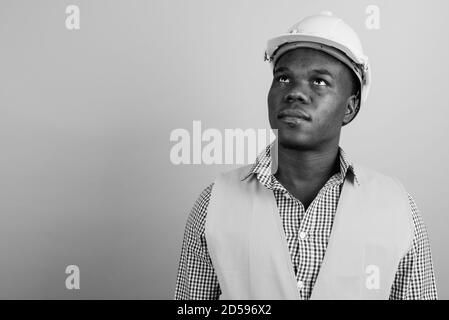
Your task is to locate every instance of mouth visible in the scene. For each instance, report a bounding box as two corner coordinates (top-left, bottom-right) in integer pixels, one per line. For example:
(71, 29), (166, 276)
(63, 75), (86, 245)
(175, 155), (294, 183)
(277, 109), (311, 127)
(278, 116), (306, 126)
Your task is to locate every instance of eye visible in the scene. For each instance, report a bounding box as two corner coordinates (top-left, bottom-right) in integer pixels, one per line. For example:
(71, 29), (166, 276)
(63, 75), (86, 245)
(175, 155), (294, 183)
(276, 75), (290, 83)
(312, 78), (328, 86)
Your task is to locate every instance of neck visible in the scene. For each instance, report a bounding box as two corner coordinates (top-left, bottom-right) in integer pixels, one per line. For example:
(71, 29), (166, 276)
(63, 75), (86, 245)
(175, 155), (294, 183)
(274, 142), (340, 188)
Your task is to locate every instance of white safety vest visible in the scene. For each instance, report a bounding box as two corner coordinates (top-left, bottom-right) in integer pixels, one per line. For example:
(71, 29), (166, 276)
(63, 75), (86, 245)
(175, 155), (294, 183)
(204, 164), (414, 299)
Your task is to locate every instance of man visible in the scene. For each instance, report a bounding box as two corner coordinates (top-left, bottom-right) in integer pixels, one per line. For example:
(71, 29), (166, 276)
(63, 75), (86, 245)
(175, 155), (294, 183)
(175, 12), (437, 299)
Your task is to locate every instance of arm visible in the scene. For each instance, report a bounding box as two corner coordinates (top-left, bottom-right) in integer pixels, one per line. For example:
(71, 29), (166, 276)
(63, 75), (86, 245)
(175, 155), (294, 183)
(389, 193), (438, 299)
(174, 183), (221, 300)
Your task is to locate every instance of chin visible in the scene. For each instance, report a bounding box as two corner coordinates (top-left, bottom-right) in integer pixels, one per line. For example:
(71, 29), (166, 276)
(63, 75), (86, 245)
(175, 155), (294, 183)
(278, 130), (314, 150)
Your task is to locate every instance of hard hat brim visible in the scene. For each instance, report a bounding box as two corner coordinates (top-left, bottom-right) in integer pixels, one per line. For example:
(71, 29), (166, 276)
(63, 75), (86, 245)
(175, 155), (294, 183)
(266, 34), (367, 68)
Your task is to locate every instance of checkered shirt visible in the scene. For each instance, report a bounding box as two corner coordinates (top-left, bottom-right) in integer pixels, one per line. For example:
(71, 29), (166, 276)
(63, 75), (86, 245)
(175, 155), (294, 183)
(174, 143), (437, 300)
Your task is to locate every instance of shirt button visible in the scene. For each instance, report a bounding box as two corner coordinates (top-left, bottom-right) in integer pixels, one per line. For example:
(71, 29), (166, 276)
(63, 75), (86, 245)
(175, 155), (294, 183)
(299, 231), (307, 240)
(297, 280), (305, 290)
(283, 192), (291, 199)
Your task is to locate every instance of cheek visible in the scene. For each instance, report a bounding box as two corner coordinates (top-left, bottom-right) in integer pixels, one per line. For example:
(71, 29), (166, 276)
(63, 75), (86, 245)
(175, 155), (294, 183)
(315, 98), (345, 129)
(267, 86), (280, 110)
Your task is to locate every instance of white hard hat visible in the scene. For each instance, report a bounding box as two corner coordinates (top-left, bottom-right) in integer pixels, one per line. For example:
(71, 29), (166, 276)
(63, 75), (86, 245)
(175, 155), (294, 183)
(264, 11), (370, 122)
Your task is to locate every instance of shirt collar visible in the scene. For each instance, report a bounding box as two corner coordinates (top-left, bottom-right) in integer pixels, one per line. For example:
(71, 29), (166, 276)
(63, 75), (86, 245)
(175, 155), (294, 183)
(240, 141), (360, 187)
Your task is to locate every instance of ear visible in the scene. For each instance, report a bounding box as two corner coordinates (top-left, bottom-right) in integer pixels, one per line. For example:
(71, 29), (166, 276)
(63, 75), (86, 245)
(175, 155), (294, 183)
(342, 94), (359, 126)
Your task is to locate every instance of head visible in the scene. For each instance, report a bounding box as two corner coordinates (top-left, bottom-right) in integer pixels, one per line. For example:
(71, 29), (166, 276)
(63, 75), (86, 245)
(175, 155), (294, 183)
(268, 47), (360, 151)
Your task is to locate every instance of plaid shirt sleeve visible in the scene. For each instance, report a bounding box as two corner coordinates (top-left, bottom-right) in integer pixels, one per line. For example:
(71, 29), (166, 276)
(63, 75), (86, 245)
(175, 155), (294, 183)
(174, 183), (221, 300)
(389, 193), (438, 299)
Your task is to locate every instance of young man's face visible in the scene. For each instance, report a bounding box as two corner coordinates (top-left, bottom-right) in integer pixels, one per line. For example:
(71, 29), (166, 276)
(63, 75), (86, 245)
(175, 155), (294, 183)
(268, 47), (357, 151)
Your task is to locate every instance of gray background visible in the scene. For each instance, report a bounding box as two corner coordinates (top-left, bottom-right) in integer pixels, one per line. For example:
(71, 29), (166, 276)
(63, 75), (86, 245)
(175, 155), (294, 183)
(0, 0), (447, 299)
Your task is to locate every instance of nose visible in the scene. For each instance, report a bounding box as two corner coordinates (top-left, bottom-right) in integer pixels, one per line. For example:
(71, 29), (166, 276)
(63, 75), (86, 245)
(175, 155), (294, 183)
(283, 83), (310, 104)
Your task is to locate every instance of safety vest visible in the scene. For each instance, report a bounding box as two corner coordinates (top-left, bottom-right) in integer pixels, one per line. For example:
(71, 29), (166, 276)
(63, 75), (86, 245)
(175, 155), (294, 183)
(204, 164), (414, 300)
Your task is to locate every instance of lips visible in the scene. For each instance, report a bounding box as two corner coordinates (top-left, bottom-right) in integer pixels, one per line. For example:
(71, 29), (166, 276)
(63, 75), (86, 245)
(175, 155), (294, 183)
(277, 109), (311, 121)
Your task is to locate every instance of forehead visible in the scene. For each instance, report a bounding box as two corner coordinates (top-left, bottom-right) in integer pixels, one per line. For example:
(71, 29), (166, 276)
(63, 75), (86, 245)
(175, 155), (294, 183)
(274, 47), (346, 74)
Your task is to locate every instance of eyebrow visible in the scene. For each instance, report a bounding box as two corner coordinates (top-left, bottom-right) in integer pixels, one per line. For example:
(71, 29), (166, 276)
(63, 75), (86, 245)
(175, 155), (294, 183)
(310, 68), (335, 78)
(273, 66), (291, 74)
(273, 66), (335, 79)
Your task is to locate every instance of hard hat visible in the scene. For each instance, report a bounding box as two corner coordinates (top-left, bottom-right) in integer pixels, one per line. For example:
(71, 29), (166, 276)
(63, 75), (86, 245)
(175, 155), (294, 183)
(264, 11), (370, 123)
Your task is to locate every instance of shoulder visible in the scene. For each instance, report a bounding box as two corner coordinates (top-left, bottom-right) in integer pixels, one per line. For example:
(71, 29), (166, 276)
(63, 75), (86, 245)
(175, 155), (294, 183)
(406, 193), (431, 253)
(185, 182), (214, 238)
(217, 164), (254, 181)
(353, 164), (415, 204)
(354, 164), (419, 213)
(354, 163), (416, 209)
(187, 164), (254, 229)
(354, 164), (416, 241)
(354, 164), (405, 187)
